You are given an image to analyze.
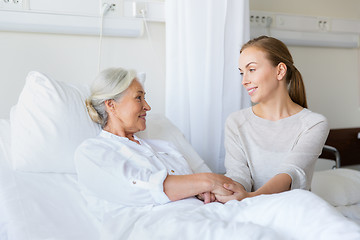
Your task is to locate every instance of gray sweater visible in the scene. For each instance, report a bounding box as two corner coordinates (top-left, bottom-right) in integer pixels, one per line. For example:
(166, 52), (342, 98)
(224, 107), (329, 192)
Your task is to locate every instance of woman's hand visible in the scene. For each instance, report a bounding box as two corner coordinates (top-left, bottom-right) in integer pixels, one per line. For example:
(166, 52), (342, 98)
(164, 173), (234, 202)
(196, 191), (216, 204)
(196, 174), (236, 204)
(196, 174), (235, 204)
(205, 173), (235, 196)
(215, 182), (250, 203)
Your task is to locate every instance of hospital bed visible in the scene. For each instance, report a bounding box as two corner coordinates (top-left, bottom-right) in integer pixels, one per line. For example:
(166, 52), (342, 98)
(1, 71), (360, 239)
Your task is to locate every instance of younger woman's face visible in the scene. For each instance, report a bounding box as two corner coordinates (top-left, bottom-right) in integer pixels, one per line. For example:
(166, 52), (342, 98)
(238, 47), (281, 104)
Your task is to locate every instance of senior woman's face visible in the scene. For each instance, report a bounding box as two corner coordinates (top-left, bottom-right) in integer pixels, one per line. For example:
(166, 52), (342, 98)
(110, 79), (151, 134)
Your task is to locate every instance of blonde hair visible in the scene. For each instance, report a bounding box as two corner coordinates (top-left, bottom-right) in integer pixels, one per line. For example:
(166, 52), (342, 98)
(241, 36), (307, 108)
(86, 67), (136, 128)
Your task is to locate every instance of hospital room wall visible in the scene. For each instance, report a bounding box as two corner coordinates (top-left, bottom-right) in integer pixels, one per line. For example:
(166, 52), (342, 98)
(1, 0), (360, 130)
(0, 22), (166, 119)
(251, 0), (360, 129)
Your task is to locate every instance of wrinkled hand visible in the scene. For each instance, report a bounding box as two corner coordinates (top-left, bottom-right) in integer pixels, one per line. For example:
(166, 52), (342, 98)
(196, 192), (216, 204)
(215, 182), (249, 203)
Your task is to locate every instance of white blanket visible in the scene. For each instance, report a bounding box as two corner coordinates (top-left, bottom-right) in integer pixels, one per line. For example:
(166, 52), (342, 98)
(1, 117), (360, 240)
(101, 190), (360, 240)
(337, 203), (360, 225)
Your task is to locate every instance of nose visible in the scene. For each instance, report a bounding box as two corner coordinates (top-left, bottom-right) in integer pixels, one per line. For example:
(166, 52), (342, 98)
(241, 73), (250, 86)
(143, 99), (151, 111)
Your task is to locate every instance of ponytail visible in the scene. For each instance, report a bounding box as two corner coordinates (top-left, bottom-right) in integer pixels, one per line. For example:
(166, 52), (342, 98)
(288, 66), (308, 108)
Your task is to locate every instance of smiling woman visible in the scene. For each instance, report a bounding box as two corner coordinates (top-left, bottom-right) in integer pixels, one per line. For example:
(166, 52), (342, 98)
(219, 36), (330, 203)
(239, 36), (307, 110)
(102, 80), (151, 143)
(75, 67), (237, 218)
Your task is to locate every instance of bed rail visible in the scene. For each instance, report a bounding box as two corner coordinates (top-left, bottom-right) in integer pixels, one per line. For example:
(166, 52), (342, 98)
(322, 145), (341, 169)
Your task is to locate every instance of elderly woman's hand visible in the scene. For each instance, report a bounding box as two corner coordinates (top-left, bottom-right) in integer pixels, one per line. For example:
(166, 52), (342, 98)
(214, 181), (250, 203)
(204, 173), (235, 197)
(196, 174), (235, 204)
(196, 192), (216, 204)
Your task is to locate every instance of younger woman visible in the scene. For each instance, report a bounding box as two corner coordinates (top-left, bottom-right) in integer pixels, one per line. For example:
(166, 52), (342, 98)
(217, 36), (329, 202)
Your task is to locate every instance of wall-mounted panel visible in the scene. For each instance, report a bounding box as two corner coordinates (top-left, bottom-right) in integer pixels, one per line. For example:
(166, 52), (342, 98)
(0, 0), (165, 36)
(28, 0), (99, 16)
(250, 11), (360, 48)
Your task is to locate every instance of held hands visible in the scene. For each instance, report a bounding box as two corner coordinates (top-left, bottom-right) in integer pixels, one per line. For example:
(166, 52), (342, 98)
(215, 182), (250, 203)
(196, 173), (249, 204)
(196, 173), (293, 204)
(196, 192), (216, 204)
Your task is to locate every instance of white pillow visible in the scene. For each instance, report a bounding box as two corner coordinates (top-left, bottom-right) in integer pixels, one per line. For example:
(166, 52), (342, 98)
(10, 71), (210, 174)
(10, 71), (101, 173)
(0, 119), (11, 166)
(311, 168), (360, 206)
(136, 114), (211, 173)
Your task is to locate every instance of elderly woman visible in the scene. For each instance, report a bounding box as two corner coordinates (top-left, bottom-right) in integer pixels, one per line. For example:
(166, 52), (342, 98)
(75, 68), (233, 213)
(74, 67), (360, 240)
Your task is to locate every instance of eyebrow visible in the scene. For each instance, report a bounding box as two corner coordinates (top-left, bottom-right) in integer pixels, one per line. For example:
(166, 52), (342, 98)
(239, 61), (257, 71)
(137, 90), (146, 94)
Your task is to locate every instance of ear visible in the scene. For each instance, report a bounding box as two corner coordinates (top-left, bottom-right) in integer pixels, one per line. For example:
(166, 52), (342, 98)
(276, 62), (287, 81)
(104, 99), (115, 113)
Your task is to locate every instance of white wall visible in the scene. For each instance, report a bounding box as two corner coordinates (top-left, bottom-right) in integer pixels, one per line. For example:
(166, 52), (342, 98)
(1, 0), (360, 130)
(0, 22), (165, 119)
(250, 0), (360, 129)
(291, 47), (360, 128)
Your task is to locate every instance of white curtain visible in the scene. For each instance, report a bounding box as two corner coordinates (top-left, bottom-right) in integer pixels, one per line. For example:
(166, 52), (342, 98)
(165, 0), (251, 173)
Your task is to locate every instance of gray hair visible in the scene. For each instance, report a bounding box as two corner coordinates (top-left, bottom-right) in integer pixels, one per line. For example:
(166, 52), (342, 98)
(85, 67), (136, 128)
